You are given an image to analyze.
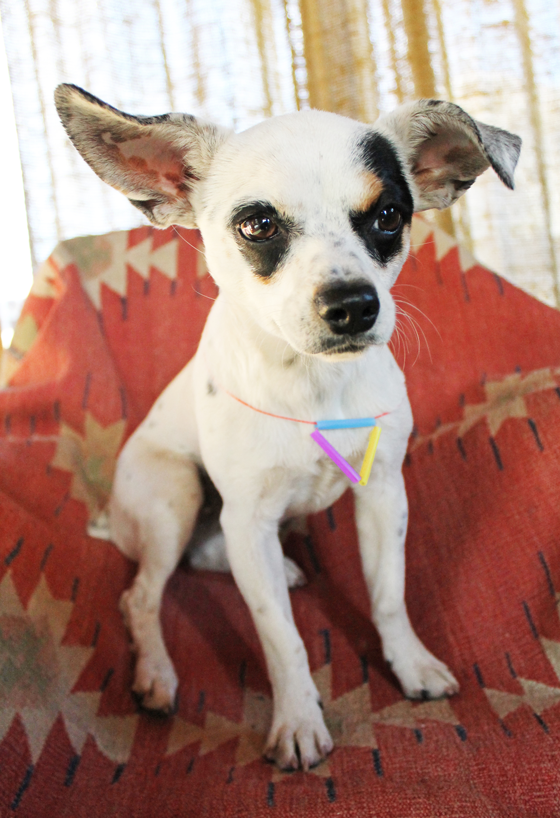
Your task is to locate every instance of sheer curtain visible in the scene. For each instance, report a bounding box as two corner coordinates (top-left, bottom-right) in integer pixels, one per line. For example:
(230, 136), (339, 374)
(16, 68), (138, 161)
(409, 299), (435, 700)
(1, 0), (559, 307)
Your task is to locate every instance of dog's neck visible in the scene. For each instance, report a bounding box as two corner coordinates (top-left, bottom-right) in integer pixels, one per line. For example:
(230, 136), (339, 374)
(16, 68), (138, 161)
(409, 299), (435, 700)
(200, 293), (398, 419)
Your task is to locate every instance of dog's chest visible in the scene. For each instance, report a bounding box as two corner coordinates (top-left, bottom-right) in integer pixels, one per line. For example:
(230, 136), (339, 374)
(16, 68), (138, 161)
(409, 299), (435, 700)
(280, 425), (368, 516)
(284, 467), (348, 517)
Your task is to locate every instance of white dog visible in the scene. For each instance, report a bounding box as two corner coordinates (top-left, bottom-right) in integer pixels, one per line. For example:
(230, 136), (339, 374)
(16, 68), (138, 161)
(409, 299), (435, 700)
(55, 85), (520, 771)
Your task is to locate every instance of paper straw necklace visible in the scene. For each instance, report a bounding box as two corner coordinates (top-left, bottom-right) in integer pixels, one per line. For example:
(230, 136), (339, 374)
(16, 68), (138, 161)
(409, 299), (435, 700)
(220, 383), (386, 487)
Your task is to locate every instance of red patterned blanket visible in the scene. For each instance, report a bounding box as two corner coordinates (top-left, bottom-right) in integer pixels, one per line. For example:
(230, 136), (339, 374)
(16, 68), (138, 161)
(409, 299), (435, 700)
(1, 217), (560, 817)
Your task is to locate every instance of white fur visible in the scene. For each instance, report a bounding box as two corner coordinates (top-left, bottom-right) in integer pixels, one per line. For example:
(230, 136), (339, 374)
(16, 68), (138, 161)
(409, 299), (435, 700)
(107, 115), (456, 770)
(56, 88), (520, 771)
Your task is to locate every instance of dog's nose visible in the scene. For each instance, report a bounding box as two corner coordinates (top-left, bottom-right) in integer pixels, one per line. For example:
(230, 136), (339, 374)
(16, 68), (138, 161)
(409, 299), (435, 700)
(314, 283), (380, 336)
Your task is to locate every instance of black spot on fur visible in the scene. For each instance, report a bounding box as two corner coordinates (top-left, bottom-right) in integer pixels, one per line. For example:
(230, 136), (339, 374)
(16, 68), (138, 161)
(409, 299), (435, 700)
(351, 132), (413, 265)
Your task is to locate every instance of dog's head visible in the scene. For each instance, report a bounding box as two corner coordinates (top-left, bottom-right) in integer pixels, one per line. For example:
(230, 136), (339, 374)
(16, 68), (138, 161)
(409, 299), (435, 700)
(55, 85), (520, 359)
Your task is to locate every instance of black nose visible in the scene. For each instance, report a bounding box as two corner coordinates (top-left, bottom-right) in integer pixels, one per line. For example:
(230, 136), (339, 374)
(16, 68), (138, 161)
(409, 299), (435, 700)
(314, 283), (380, 336)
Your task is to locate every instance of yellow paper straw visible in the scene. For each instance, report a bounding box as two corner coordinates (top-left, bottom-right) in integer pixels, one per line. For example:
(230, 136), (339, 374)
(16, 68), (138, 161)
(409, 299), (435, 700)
(359, 426), (381, 486)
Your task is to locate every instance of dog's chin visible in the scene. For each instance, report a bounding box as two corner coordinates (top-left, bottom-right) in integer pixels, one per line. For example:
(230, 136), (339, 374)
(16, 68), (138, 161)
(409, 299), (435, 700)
(313, 337), (378, 362)
(285, 327), (391, 362)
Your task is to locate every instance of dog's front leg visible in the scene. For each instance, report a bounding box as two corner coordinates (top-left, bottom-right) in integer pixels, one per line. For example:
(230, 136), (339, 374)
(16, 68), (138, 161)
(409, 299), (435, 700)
(353, 466), (459, 699)
(220, 501), (333, 771)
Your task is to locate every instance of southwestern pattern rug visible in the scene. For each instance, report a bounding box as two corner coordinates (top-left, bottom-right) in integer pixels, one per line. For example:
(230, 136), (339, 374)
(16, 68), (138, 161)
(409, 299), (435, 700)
(1, 216), (560, 817)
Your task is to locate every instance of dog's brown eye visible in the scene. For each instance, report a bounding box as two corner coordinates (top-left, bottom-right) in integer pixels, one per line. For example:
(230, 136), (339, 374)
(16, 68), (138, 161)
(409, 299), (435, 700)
(239, 216), (279, 241)
(376, 207), (402, 233)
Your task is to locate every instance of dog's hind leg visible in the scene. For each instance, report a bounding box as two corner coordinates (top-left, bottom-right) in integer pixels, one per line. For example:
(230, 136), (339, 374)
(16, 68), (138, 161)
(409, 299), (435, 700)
(188, 477), (306, 588)
(110, 437), (203, 713)
(190, 533), (307, 588)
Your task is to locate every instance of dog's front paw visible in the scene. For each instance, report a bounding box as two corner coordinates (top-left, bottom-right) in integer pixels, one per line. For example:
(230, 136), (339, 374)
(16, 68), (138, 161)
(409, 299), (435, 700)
(132, 653), (179, 714)
(391, 645), (459, 700)
(264, 702), (333, 771)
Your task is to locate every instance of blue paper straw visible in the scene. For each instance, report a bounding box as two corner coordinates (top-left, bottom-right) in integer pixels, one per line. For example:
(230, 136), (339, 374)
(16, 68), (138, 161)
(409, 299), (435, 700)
(315, 418), (377, 430)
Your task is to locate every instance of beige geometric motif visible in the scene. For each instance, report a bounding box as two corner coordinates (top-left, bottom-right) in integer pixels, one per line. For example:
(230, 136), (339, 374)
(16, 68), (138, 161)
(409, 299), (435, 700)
(0, 314), (40, 387)
(484, 620), (560, 727)
(53, 230), (179, 309)
(458, 244), (477, 273)
(166, 688), (271, 769)
(541, 637), (560, 681)
(166, 663), (460, 779)
(196, 245), (209, 280)
(484, 688), (525, 720)
(371, 696), (458, 729)
(29, 257), (63, 299)
(51, 413), (126, 517)
(409, 215), (457, 262)
(1, 257), (63, 386)
(9, 314), (39, 358)
(0, 571), (137, 763)
(484, 679), (560, 723)
(410, 367), (559, 452)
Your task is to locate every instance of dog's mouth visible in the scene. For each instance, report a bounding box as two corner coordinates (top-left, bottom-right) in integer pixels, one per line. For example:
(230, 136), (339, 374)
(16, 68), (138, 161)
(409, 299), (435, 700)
(315, 337), (373, 357)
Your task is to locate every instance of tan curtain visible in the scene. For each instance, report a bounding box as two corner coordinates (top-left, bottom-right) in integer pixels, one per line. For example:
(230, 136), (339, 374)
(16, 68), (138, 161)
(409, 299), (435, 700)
(1, 0), (559, 305)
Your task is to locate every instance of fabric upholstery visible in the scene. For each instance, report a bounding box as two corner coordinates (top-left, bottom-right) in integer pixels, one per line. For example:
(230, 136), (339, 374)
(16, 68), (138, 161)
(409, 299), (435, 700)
(1, 216), (560, 816)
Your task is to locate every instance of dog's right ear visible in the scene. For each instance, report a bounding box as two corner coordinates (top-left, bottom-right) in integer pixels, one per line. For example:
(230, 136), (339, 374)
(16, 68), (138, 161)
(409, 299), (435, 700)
(55, 84), (231, 228)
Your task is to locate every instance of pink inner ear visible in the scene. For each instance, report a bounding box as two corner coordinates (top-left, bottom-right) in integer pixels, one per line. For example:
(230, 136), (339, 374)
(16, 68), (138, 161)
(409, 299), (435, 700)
(115, 133), (187, 197)
(413, 129), (478, 172)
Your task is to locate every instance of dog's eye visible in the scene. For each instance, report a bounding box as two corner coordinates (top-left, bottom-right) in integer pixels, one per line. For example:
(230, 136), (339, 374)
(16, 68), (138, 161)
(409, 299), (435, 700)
(239, 216), (279, 242)
(375, 207), (402, 233)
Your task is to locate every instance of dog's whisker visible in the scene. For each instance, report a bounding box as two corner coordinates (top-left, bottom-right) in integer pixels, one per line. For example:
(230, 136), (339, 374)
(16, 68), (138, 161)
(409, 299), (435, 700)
(392, 283), (425, 292)
(392, 319), (409, 367)
(396, 306), (431, 366)
(191, 285), (217, 302)
(172, 226), (207, 258)
(394, 308), (421, 364)
(393, 296), (441, 342)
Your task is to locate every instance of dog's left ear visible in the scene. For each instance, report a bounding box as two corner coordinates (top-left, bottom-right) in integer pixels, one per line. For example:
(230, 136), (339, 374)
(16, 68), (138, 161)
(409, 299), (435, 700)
(55, 84), (232, 227)
(376, 99), (521, 212)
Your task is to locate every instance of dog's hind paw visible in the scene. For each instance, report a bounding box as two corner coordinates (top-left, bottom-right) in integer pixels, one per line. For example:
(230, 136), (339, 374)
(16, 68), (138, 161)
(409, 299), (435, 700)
(87, 509), (111, 540)
(132, 654), (179, 715)
(283, 556), (307, 589)
(264, 705), (333, 771)
(190, 534), (306, 588)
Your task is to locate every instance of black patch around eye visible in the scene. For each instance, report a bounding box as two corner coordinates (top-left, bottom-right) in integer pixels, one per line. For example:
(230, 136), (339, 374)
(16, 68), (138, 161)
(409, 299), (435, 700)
(229, 200), (297, 280)
(350, 196), (407, 265)
(352, 132), (414, 265)
(356, 132), (414, 215)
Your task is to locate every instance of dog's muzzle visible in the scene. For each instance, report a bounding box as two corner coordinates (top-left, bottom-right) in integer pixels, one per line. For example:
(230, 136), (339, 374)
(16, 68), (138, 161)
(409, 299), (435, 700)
(314, 282), (380, 336)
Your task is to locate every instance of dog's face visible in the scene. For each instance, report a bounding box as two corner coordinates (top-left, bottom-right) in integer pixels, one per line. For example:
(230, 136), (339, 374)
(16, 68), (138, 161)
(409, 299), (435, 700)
(198, 112), (413, 357)
(55, 86), (521, 359)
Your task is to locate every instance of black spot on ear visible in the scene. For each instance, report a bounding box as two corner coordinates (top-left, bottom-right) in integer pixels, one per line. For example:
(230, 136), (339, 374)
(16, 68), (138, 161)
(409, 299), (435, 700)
(207, 380), (216, 396)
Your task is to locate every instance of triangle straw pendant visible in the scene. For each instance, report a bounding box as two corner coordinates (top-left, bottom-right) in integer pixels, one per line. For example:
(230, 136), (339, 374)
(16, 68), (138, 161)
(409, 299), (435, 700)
(310, 421), (381, 487)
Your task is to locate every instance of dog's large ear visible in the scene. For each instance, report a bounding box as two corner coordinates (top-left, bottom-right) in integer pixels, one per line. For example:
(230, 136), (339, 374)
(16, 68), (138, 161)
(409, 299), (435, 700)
(55, 84), (231, 228)
(376, 99), (521, 211)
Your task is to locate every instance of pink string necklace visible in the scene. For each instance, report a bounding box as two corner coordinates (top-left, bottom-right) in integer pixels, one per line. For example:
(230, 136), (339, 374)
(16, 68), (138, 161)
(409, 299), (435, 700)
(220, 384), (387, 487)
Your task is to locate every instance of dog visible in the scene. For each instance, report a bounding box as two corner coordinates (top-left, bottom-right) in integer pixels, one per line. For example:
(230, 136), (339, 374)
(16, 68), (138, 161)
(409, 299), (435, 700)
(55, 84), (520, 771)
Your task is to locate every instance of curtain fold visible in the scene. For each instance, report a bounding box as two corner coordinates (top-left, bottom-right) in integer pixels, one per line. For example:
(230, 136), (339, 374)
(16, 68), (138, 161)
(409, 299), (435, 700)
(1, 0), (559, 306)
